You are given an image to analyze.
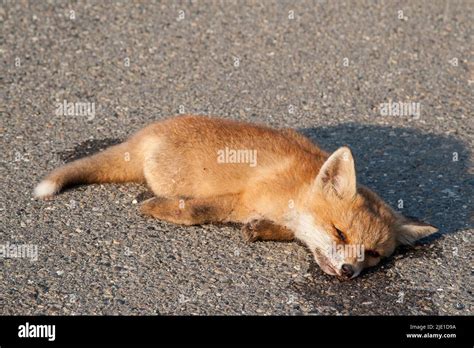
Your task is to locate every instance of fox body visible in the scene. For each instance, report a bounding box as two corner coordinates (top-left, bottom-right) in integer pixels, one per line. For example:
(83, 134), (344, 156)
(34, 116), (438, 278)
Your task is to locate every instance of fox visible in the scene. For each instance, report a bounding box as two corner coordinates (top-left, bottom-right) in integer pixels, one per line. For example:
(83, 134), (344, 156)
(34, 115), (438, 279)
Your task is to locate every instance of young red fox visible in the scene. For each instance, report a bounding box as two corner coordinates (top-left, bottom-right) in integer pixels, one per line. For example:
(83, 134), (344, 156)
(34, 116), (438, 279)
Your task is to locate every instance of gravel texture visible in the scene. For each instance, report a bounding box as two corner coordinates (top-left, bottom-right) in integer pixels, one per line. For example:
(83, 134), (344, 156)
(1, 0), (472, 315)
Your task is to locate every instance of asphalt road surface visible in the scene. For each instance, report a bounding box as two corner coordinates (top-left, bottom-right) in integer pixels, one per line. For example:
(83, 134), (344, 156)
(1, 1), (472, 315)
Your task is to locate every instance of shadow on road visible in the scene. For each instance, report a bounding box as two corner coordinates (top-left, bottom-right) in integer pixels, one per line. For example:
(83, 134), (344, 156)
(58, 138), (123, 163)
(300, 124), (473, 235)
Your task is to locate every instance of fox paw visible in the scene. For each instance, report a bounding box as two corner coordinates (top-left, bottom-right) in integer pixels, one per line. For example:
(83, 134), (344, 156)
(139, 197), (157, 217)
(241, 220), (260, 243)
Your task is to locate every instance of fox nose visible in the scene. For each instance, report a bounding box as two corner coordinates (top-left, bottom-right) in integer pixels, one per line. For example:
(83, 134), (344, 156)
(341, 264), (354, 278)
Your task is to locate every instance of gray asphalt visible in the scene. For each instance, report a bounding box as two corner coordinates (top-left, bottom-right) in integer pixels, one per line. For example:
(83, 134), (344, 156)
(1, 0), (472, 315)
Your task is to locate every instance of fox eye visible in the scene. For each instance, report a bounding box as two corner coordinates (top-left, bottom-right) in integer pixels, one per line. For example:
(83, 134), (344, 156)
(366, 250), (380, 258)
(334, 226), (347, 242)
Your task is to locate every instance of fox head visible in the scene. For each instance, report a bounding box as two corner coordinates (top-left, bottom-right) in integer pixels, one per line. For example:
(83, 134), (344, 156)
(296, 146), (438, 279)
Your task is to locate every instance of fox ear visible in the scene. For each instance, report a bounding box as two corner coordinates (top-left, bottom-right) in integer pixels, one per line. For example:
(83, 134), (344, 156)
(314, 146), (357, 200)
(396, 215), (439, 245)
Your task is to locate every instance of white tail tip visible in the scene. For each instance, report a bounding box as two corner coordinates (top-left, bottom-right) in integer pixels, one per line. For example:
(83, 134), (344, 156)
(34, 180), (59, 198)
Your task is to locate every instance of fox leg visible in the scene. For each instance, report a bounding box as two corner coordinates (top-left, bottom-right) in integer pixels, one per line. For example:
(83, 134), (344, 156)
(140, 194), (239, 225)
(241, 220), (295, 242)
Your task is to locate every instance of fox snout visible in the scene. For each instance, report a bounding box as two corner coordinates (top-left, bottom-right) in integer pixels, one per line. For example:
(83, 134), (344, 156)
(313, 248), (360, 279)
(337, 263), (365, 279)
(340, 264), (355, 278)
